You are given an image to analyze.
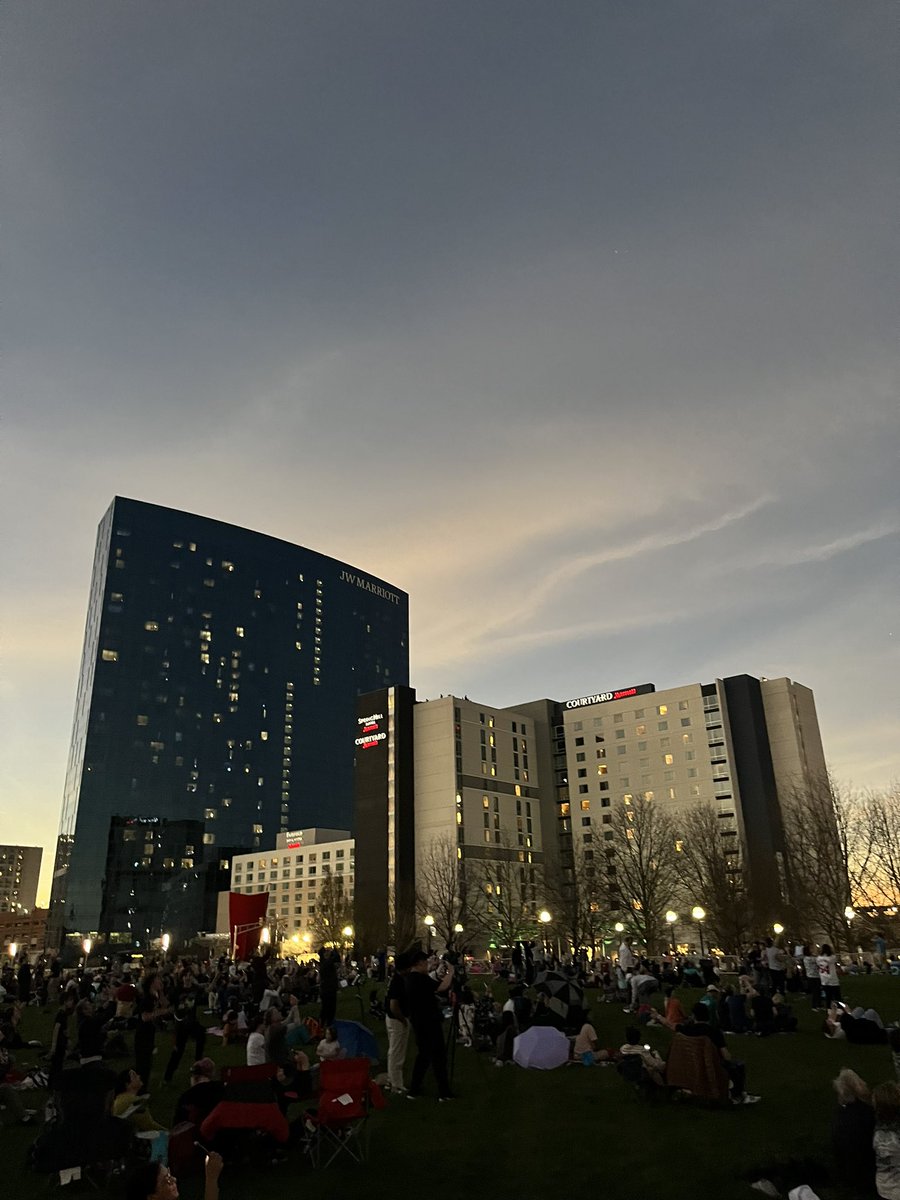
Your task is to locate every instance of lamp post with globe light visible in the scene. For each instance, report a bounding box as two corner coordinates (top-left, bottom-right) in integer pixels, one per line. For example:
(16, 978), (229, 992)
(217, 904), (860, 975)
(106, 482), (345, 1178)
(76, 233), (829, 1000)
(538, 909), (552, 958)
(665, 910), (678, 954)
(691, 907), (706, 957)
(423, 914), (434, 956)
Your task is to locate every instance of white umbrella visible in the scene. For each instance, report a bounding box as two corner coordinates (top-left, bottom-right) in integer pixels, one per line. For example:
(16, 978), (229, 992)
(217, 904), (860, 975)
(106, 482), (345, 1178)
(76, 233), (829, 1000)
(512, 1025), (570, 1070)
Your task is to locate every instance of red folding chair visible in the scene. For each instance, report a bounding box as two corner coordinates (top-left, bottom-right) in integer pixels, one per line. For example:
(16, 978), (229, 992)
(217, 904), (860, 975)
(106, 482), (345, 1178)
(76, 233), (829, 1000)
(304, 1057), (385, 1168)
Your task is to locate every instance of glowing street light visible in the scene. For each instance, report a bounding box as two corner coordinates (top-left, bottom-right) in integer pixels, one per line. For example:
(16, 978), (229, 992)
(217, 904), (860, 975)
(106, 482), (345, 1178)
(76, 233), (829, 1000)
(773, 923), (784, 936)
(453, 923), (464, 934)
(82, 937), (93, 958)
(665, 911), (678, 953)
(614, 922), (625, 933)
(161, 933), (171, 953)
(539, 910), (552, 925)
(423, 914), (434, 953)
(260, 926), (271, 945)
(342, 925), (354, 941)
(8, 942), (17, 959)
(844, 906), (856, 921)
(691, 907), (706, 957)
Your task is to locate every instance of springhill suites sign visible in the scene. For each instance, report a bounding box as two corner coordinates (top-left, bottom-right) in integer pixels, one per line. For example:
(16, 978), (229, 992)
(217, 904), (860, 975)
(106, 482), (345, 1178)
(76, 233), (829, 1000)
(563, 683), (655, 710)
(339, 570), (402, 605)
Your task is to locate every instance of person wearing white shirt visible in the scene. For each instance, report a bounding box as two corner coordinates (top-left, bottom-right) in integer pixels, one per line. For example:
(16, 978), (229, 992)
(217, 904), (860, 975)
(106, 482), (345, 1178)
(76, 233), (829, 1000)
(246, 1014), (266, 1066)
(618, 939), (636, 973)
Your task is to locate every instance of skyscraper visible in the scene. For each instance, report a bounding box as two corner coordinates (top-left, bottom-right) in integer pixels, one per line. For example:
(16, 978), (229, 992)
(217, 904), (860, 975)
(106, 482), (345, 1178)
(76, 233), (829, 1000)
(49, 497), (408, 950)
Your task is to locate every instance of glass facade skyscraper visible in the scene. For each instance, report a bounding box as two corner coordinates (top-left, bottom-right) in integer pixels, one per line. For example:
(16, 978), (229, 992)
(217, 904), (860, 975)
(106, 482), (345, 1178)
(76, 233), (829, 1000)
(49, 497), (408, 949)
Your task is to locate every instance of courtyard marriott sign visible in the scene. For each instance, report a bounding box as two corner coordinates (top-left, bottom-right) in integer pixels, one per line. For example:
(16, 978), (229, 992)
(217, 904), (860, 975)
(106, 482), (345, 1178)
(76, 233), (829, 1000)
(563, 683), (655, 710)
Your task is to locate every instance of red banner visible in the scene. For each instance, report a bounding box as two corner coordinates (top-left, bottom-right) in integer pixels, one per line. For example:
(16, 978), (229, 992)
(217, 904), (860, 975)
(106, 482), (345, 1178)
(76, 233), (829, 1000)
(228, 891), (269, 961)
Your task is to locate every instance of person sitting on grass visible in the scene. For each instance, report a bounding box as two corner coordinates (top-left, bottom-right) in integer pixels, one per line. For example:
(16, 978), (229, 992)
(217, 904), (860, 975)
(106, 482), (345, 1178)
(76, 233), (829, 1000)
(112, 1067), (166, 1133)
(619, 1026), (666, 1087)
(316, 1026), (344, 1061)
(173, 1058), (225, 1126)
(831, 1068), (875, 1192)
(873, 1081), (900, 1200)
(127, 1150), (223, 1200)
(677, 1002), (761, 1105)
(245, 1013), (266, 1066)
(723, 986), (750, 1034)
(572, 1018), (604, 1066)
(650, 986), (689, 1030)
(221, 1008), (245, 1046)
(494, 1011), (516, 1066)
(889, 1028), (900, 1082)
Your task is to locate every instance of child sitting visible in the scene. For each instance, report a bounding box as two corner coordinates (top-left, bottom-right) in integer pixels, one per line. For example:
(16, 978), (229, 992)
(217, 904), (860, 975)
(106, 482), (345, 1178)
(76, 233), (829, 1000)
(316, 1026), (344, 1061)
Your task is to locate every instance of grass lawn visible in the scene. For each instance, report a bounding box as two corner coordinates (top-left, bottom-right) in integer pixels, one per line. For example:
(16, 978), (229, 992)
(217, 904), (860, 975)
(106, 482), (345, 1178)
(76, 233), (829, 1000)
(4, 973), (899, 1199)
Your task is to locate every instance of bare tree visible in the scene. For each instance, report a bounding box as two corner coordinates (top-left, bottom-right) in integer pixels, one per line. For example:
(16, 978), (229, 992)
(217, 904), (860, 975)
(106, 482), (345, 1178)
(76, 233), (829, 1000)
(607, 794), (681, 954)
(544, 825), (611, 956)
(674, 804), (754, 953)
(861, 784), (900, 908)
(779, 773), (863, 950)
(415, 834), (489, 952)
(475, 839), (544, 950)
(309, 871), (353, 949)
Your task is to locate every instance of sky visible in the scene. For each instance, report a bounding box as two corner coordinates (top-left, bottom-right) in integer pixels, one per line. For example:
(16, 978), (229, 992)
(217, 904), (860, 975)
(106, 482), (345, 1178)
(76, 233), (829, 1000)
(2, 1), (898, 906)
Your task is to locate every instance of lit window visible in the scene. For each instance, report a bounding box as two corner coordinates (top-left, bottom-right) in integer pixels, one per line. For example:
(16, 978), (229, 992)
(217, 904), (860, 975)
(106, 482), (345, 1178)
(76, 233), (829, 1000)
(664, 754), (674, 765)
(580, 800), (591, 812)
(136, 715), (149, 726)
(658, 705), (668, 715)
(101, 649), (118, 662)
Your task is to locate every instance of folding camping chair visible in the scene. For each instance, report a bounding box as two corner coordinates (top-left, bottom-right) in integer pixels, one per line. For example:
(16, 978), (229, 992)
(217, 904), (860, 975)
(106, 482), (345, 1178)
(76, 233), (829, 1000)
(303, 1057), (384, 1168)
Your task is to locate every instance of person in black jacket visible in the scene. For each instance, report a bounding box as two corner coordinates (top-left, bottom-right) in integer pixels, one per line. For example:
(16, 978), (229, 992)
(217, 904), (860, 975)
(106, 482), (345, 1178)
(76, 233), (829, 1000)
(831, 1068), (875, 1191)
(405, 951), (455, 1100)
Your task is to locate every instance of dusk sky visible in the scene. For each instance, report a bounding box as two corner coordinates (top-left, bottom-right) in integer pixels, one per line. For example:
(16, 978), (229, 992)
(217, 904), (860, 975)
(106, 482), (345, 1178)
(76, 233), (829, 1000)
(2, 2), (898, 905)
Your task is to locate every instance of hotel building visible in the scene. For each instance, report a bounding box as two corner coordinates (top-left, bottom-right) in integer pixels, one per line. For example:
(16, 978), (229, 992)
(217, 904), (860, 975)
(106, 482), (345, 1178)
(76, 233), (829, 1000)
(353, 674), (827, 950)
(50, 497), (407, 951)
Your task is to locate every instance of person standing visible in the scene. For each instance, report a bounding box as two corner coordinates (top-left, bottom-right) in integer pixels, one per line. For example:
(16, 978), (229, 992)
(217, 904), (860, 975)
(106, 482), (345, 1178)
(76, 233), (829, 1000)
(618, 937), (636, 974)
(385, 950), (412, 1093)
(163, 967), (206, 1084)
(817, 944), (842, 1008)
(318, 945), (341, 1028)
(134, 973), (169, 1091)
(405, 950), (455, 1101)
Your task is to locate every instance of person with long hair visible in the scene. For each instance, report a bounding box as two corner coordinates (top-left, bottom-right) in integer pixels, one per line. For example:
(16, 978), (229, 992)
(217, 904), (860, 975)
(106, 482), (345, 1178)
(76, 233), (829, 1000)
(873, 1081), (900, 1200)
(126, 1152), (222, 1200)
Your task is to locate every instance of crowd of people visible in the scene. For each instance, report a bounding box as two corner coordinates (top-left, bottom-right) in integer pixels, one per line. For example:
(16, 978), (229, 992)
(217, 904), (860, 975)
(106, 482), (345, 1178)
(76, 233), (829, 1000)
(0, 932), (898, 1197)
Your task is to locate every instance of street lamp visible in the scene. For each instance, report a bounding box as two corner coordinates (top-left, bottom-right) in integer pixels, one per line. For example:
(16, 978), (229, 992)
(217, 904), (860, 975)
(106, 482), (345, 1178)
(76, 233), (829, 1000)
(614, 922), (625, 934)
(8, 942), (17, 960)
(691, 907), (706, 957)
(423, 914), (434, 954)
(261, 926), (271, 945)
(342, 925), (354, 948)
(161, 933), (171, 954)
(665, 910), (678, 953)
(773, 923), (784, 937)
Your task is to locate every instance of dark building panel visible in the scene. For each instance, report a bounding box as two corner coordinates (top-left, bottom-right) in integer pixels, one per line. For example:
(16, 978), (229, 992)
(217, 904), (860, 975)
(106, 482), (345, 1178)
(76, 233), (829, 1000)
(721, 674), (785, 921)
(50, 498), (408, 948)
(352, 686), (416, 954)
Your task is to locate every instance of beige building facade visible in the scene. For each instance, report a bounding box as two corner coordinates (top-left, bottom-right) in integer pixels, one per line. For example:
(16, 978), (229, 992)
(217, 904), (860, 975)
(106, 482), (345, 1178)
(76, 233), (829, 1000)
(229, 827), (354, 952)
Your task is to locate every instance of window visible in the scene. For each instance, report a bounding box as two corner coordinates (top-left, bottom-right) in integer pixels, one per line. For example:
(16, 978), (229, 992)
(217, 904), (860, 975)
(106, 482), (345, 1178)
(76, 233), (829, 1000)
(679, 700), (690, 710)
(635, 724), (646, 735)
(615, 729), (625, 740)
(577, 768), (587, 778)
(576, 752), (586, 762)
(681, 717), (691, 727)
(616, 746), (627, 756)
(663, 754), (674, 765)
(657, 721), (668, 731)
(574, 736), (584, 746)
(580, 799), (591, 811)
(136, 715), (149, 726)
(578, 784), (589, 794)
(101, 649), (118, 662)
(657, 704), (668, 715)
